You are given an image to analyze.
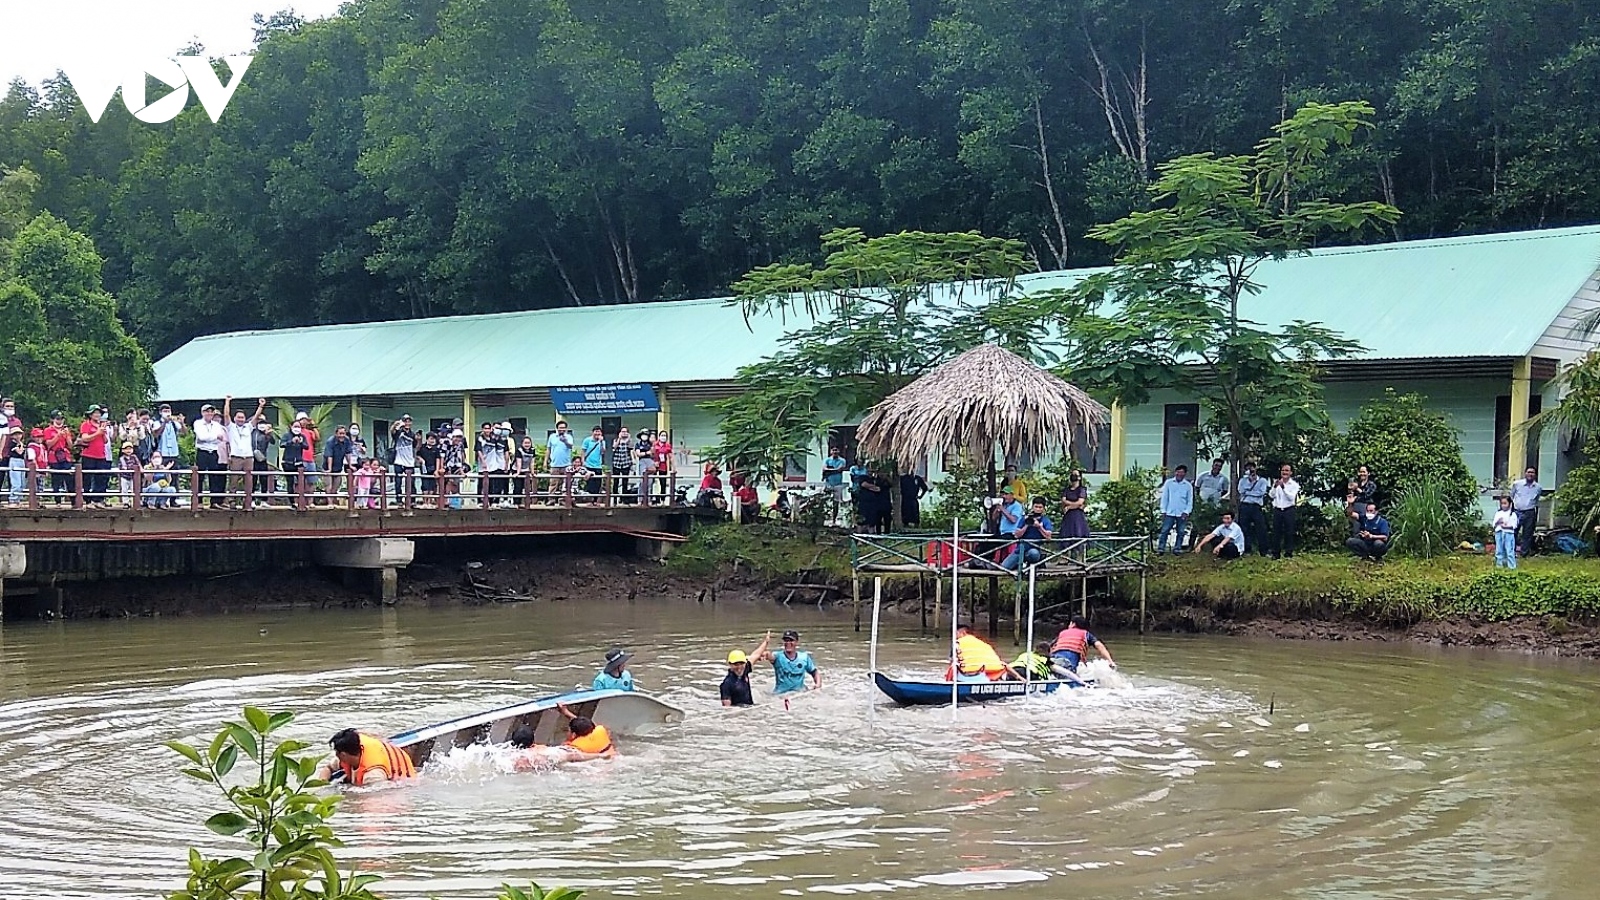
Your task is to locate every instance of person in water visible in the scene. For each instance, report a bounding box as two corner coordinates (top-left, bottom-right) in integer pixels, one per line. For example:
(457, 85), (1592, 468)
(1050, 616), (1117, 673)
(593, 646), (635, 691)
(720, 642), (762, 707)
(555, 702), (617, 757)
(755, 629), (820, 694)
(951, 622), (1017, 682)
(507, 724), (614, 770)
(315, 728), (416, 786)
(1010, 641), (1056, 680)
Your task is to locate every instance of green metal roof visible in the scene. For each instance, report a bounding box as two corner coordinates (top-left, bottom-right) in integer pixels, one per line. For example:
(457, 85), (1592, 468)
(154, 225), (1600, 401)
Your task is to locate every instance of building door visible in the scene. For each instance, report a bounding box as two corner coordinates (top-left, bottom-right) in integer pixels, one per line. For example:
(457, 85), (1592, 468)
(1494, 394), (1544, 482)
(1163, 404), (1199, 474)
(829, 425), (860, 462)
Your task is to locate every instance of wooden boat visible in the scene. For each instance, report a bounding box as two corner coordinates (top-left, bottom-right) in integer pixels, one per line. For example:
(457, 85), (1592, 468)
(872, 672), (1089, 706)
(387, 688), (684, 768)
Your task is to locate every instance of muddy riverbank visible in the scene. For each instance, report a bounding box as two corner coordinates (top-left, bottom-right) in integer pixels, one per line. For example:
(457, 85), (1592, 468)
(31, 544), (1600, 660)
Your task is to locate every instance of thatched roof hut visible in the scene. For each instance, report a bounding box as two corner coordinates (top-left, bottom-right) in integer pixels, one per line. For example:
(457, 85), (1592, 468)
(857, 343), (1109, 469)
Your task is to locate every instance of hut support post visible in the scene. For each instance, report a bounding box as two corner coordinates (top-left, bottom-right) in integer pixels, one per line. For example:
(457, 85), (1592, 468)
(1012, 575), (1022, 646)
(919, 574), (926, 633)
(987, 576), (998, 639)
(1139, 569), (1148, 635)
(933, 576), (943, 630)
(1080, 576), (1088, 617)
(852, 577), (862, 632)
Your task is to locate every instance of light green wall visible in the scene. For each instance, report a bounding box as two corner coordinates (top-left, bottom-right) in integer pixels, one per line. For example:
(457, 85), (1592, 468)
(1117, 378), (1511, 520)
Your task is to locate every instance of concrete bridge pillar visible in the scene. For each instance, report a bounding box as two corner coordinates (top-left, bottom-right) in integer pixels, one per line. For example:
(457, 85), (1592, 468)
(314, 538), (413, 604)
(0, 543), (24, 623)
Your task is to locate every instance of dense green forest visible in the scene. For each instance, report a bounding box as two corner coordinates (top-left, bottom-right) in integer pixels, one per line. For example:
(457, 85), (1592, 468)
(1, 0), (1597, 358)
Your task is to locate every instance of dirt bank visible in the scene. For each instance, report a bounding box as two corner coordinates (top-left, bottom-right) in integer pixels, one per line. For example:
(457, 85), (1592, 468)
(1092, 605), (1600, 658)
(34, 548), (1600, 659)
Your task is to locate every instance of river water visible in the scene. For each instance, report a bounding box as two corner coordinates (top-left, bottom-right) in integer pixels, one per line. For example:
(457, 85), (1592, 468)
(2, 598), (1598, 899)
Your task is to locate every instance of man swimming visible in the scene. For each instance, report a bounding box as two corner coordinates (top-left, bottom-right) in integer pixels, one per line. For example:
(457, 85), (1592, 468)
(507, 723), (615, 771)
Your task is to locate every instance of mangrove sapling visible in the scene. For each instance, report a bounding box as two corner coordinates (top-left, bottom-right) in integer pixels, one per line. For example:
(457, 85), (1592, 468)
(166, 707), (583, 900)
(166, 707), (379, 900)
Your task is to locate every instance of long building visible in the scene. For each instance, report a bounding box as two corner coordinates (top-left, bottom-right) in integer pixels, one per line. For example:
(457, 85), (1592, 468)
(154, 224), (1600, 513)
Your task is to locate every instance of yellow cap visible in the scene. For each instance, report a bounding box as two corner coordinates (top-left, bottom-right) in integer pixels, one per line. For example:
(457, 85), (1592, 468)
(727, 650), (748, 665)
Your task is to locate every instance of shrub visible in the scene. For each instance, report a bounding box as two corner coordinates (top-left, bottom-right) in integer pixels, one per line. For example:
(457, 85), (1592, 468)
(1388, 475), (1467, 558)
(1556, 438), (1600, 548)
(1091, 465), (1160, 536)
(1329, 389), (1479, 518)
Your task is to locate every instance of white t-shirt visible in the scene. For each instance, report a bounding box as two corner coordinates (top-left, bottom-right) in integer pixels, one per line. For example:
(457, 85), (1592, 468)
(226, 422), (254, 459)
(193, 418), (226, 453)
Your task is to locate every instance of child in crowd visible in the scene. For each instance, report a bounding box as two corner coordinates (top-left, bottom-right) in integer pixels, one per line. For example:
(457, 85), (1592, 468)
(116, 441), (140, 507)
(142, 452), (177, 508)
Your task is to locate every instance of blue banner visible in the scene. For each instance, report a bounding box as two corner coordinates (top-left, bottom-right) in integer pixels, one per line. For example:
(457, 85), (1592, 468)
(550, 383), (661, 415)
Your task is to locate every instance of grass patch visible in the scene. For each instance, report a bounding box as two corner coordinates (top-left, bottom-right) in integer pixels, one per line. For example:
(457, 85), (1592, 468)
(1139, 552), (1600, 624)
(665, 522), (852, 581)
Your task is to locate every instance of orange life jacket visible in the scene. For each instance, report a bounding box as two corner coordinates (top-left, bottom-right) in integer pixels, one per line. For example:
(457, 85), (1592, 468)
(955, 633), (1008, 678)
(1052, 627), (1088, 655)
(565, 724), (614, 755)
(339, 733), (416, 786)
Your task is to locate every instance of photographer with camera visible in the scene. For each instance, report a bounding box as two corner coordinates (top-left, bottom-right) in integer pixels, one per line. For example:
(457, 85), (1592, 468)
(390, 415), (417, 504)
(1000, 497), (1054, 572)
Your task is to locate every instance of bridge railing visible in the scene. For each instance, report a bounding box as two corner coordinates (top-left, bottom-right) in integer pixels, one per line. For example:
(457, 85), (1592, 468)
(2, 462), (684, 512)
(850, 531), (1149, 576)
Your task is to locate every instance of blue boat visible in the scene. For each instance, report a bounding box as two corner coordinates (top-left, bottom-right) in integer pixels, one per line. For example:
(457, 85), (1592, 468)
(872, 672), (1089, 706)
(385, 688), (683, 768)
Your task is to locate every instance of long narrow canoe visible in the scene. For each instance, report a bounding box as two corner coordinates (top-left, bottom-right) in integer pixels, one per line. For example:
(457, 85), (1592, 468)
(872, 672), (1090, 706)
(388, 688), (684, 768)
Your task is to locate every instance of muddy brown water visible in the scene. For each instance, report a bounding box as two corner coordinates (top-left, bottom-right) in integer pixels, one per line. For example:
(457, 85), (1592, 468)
(2, 598), (1598, 899)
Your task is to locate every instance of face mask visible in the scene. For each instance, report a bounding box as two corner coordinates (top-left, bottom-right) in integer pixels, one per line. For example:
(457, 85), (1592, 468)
(291, 427), (302, 436)
(351, 428), (360, 436)
(257, 423), (270, 432)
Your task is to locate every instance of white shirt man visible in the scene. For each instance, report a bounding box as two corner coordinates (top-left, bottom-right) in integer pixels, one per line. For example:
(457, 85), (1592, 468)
(1267, 464), (1301, 560)
(1195, 461), (1229, 504)
(1194, 514), (1245, 559)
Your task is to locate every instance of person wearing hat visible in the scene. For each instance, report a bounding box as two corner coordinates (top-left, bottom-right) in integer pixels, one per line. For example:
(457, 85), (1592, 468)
(720, 633), (772, 707)
(42, 411), (75, 503)
(755, 629), (820, 695)
(115, 439), (140, 506)
(592, 647), (636, 692)
(77, 405), (113, 506)
(193, 402), (228, 507)
(4, 423), (25, 506)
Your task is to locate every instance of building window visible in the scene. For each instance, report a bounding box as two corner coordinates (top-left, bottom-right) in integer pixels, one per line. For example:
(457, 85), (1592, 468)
(1495, 394), (1543, 482)
(1163, 404), (1199, 474)
(783, 453), (808, 482)
(829, 425), (860, 462)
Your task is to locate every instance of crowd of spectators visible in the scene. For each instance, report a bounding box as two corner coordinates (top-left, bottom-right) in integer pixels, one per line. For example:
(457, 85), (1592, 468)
(1, 394), (691, 511)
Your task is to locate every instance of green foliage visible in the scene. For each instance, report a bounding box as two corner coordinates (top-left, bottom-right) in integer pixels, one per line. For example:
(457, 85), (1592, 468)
(1091, 465), (1160, 537)
(1328, 389), (1478, 518)
(923, 460), (987, 533)
(270, 400), (341, 435)
(1555, 438), (1600, 546)
(165, 707), (375, 900)
(0, 213), (154, 417)
(703, 228), (1056, 484)
(1140, 554), (1600, 625)
(665, 521), (849, 580)
(1063, 101), (1400, 489)
(1388, 476), (1462, 558)
(167, 706), (583, 900)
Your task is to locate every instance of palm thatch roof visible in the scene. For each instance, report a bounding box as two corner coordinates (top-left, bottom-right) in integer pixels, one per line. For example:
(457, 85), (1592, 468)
(858, 343), (1109, 468)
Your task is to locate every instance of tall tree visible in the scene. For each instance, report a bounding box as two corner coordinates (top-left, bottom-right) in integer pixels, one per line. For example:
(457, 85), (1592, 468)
(705, 227), (1058, 484)
(0, 213), (153, 416)
(1062, 101), (1402, 483)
